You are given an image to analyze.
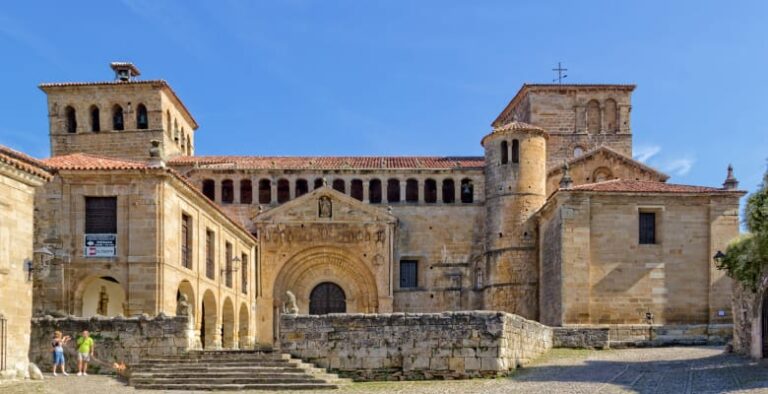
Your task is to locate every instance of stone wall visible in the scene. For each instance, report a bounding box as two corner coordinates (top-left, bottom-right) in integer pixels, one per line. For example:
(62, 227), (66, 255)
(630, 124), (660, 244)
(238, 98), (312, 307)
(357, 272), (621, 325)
(280, 311), (552, 381)
(731, 281), (762, 358)
(29, 314), (192, 374)
(553, 324), (731, 349)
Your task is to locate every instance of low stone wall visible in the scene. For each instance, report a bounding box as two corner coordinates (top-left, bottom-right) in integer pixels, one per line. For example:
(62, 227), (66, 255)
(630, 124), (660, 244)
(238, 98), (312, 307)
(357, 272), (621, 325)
(553, 324), (731, 349)
(280, 311), (553, 381)
(30, 314), (192, 374)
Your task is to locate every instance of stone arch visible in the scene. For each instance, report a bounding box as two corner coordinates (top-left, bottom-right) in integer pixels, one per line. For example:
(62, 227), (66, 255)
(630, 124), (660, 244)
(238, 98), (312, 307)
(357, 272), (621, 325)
(77, 276), (126, 317)
(136, 103), (149, 129)
(592, 167), (614, 183)
(604, 98), (618, 132)
(176, 280), (196, 318)
(201, 289), (219, 349)
(238, 303), (250, 349)
(587, 99), (601, 133)
(272, 246), (380, 315)
(89, 105), (101, 132)
(65, 106), (77, 133)
(222, 297), (236, 349)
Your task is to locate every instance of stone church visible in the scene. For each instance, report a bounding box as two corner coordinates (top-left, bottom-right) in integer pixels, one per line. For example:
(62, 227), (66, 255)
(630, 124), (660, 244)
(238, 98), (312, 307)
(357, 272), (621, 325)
(22, 62), (744, 348)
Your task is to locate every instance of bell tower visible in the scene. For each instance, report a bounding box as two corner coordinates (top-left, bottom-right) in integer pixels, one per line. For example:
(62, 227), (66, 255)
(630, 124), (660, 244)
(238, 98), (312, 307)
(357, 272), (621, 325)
(481, 121), (547, 319)
(40, 62), (198, 161)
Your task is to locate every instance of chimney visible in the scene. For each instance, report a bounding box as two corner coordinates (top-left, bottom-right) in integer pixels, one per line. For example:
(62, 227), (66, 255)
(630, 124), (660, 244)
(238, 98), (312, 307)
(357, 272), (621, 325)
(722, 164), (739, 190)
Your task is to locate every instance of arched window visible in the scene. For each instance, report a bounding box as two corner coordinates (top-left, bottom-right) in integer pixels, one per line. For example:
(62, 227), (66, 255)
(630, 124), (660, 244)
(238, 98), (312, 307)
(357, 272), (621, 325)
(314, 178), (324, 190)
(586, 99), (600, 133)
(442, 179), (455, 203)
(332, 179), (345, 194)
(295, 179), (309, 198)
(112, 105), (124, 131)
(240, 180), (252, 204)
(65, 106), (77, 133)
(369, 179), (382, 203)
(351, 179), (363, 201)
(173, 120), (179, 143)
(90, 106), (100, 132)
(180, 129), (186, 151)
(277, 179), (290, 203)
(166, 110), (171, 136)
(405, 179), (418, 202)
(460, 179), (474, 203)
(424, 179), (437, 203)
(136, 104), (149, 129)
(511, 139), (519, 164)
(202, 179), (215, 200)
(604, 99), (617, 132)
(573, 146), (584, 158)
(258, 179), (271, 204)
(500, 141), (509, 164)
(221, 180), (234, 204)
(387, 179), (400, 203)
(186, 135), (192, 155)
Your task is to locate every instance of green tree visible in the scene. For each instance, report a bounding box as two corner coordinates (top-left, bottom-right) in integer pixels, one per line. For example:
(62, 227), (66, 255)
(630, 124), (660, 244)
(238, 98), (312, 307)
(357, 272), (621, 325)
(717, 171), (768, 291)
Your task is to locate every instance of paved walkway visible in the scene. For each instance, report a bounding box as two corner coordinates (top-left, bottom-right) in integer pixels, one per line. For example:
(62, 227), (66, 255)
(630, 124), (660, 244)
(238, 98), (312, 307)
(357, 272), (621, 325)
(3, 346), (768, 393)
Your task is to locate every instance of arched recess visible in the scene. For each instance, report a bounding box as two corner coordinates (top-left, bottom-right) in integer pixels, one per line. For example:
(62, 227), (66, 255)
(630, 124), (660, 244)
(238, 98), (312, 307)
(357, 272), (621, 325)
(222, 298), (236, 349)
(78, 276), (126, 317)
(177, 280), (196, 326)
(587, 100), (601, 133)
(592, 167), (614, 183)
(272, 246), (380, 315)
(604, 99), (618, 132)
(201, 290), (219, 349)
(238, 303), (250, 349)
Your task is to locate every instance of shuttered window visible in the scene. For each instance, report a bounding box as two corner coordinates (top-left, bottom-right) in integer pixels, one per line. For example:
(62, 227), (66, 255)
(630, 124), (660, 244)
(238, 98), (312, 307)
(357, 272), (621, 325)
(639, 212), (656, 244)
(205, 230), (215, 279)
(181, 214), (192, 269)
(400, 260), (418, 289)
(85, 197), (117, 233)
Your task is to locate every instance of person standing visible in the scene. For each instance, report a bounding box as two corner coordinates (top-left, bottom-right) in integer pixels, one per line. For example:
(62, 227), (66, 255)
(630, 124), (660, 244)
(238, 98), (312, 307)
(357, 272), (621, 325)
(51, 331), (70, 376)
(76, 329), (95, 376)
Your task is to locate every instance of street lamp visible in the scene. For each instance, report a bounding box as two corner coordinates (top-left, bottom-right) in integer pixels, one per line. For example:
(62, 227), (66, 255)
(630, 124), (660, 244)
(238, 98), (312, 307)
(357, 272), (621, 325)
(713, 250), (726, 269)
(27, 246), (55, 281)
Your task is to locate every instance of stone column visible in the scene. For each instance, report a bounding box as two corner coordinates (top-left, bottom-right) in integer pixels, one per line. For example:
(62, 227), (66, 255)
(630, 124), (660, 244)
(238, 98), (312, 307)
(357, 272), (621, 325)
(233, 179), (240, 204)
(437, 178), (444, 203)
(213, 323), (223, 350)
(363, 179), (370, 203)
(400, 180), (407, 202)
(214, 178), (221, 204)
(455, 179), (461, 203)
(288, 176), (295, 200)
(418, 178), (424, 203)
(270, 178), (278, 205)
(599, 106), (607, 133)
(383, 180), (389, 204)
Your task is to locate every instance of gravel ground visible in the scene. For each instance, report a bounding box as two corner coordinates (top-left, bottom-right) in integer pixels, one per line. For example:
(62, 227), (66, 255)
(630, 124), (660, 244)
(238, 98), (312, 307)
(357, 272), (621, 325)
(2, 346), (768, 393)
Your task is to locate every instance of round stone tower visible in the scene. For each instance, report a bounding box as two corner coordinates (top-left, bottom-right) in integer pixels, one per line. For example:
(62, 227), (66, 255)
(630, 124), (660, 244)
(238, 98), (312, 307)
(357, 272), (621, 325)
(480, 121), (547, 319)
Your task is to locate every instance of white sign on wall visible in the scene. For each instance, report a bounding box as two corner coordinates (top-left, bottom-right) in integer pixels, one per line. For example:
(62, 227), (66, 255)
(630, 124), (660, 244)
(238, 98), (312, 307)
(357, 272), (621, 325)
(84, 234), (117, 257)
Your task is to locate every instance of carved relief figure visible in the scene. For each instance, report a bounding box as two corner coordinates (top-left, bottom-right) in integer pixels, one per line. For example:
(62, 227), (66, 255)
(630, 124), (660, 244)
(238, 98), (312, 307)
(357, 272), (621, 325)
(318, 196), (332, 218)
(283, 291), (298, 315)
(97, 286), (109, 315)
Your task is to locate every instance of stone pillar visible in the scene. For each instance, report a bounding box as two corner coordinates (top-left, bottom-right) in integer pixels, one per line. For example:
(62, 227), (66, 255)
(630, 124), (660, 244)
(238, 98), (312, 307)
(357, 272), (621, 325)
(599, 106), (607, 133)
(455, 180), (461, 203)
(233, 179), (240, 204)
(213, 323), (223, 350)
(400, 180), (407, 202)
(288, 176), (295, 200)
(383, 180), (389, 204)
(363, 179), (370, 203)
(270, 178), (278, 205)
(418, 178), (424, 203)
(213, 178), (221, 204)
(436, 178), (443, 203)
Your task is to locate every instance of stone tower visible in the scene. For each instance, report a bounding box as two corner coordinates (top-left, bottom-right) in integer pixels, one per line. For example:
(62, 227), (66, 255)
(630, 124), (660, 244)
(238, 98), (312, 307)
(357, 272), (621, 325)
(39, 62), (198, 161)
(481, 121), (547, 319)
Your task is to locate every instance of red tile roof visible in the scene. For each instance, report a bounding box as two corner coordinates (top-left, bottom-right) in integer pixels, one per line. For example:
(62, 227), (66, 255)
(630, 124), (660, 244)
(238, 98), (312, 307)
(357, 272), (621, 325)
(38, 80), (198, 129)
(481, 121), (548, 146)
(568, 179), (737, 194)
(0, 144), (52, 180)
(168, 156), (485, 170)
(43, 153), (149, 171)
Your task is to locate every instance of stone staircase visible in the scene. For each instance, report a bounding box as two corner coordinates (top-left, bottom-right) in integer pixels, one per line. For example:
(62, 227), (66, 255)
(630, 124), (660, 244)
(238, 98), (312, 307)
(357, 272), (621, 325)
(129, 349), (347, 391)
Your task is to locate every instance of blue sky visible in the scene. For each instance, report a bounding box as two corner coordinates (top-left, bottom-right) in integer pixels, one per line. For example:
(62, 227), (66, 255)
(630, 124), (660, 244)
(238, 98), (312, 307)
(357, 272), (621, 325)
(0, 1), (766, 198)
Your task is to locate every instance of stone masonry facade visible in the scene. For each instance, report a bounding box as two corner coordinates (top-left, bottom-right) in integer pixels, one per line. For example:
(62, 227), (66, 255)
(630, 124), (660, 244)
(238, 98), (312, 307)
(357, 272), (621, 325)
(279, 311), (553, 380)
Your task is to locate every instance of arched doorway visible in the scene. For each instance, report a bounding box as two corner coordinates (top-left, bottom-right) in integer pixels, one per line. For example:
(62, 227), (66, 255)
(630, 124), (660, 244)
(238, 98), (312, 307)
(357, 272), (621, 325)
(238, 303), (250, 349)
(222, 298), (235, 349)
(309, 282), (346, 315)
(201, 290), (218, 349)
(80, 276), (126, 317)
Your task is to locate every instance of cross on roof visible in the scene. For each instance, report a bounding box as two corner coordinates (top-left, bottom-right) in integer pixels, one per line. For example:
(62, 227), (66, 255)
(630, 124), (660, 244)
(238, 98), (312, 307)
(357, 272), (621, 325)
(552, 62), (568, 84)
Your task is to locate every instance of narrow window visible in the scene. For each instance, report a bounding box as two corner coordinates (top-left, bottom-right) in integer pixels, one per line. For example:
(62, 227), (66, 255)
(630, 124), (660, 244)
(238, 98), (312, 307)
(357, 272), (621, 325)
(186, 135), (192, 155)
(240, 179), (252, 204)
(351, 179), (363, 201)
(399, 260), (418, 289)
(277, 179), (290, 203)
(639, 212), (656, 245)
(442, 179), (455, 203)
(241, 253), (248, 294)
(511, 139), (519, 164)
(387, 179), (400, 203)
(180, 130), (186, 151)
(205, 230), (215, 280)
(181, 213), (192, 269)
(587, 99), (600, 133)
(460, 179), (474, 203)
(221, 179), (234, 204)
(295, 179), (309, 198)
(225, 242), (233, 288)
(314, 178), (324, 190)
(65, 106), (77, 133)
(90, 106), (100, 132)
(85, 197), (117, 233)
(166, 110), (171, 136)
(501, 141), (509, 164)
(258, 179), (271, 204)
(405, 179), (418, 202)
(112, 105), (124, 131)
(369, 179), (382, 204)
(332, 179), (346, 194)
(424, 179), (437, 203)
(136, 104), (148, 129)
(605, 99), (618, 132)
(202, 179), (215, 200)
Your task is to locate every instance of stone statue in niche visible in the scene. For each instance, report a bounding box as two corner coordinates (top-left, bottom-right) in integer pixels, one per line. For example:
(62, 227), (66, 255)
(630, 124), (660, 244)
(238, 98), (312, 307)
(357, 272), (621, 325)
(176, 293), (191, 317)
(283, 291), (298, 315)
(97, 286), (109, 316)
(318, 196), (332, 218)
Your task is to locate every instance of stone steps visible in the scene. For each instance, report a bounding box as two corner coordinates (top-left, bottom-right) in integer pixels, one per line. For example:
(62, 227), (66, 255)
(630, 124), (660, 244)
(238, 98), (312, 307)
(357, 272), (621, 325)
(129, 350), (346, 391)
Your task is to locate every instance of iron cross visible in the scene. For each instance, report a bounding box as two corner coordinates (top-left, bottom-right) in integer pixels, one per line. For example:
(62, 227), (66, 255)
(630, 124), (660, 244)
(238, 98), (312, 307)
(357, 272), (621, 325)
(552, 62), (568, 84)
